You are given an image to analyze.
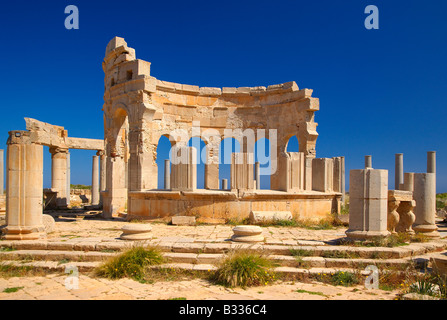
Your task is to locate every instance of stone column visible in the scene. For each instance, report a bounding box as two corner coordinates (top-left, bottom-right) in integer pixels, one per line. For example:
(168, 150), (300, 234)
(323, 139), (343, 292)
(413, 173), (439, 238)
(97, 151), (106, 204)
(402, 172), (415, 192)
(312, 158), (334, 192)
(304, 156), (313, 191)
(427, 151), (436, 174)
(230, 153), (254, 191)
(164, 159), (170, 190)
(66, 152), (71, 207)
(346, 168), (390, 240)
(50, 147), (69, 208)
(222, 179), (228, 190)
(365, 155), (372, 169)
(3, 131), (45, 240)
(255, 162), (261, 190)
(395, 153), (404, 190)
(341, 156), (346, 203)
(0, 149), (4, 195)
(91, 155), (100, 205)
(170, 146), (197, 191)
(204, 142), (220, 190)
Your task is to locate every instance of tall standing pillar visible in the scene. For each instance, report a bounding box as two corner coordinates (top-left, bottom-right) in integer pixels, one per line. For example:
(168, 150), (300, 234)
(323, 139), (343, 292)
(395, 153), (404, 190)
(0, 149), (4, 196)
(97, 151), (106, 204)
(413, 173), (439, 238)
(346, 168), (390, 240)
(50, 147), (69, 208)
(341, 156), (346, 203)
(427, 151), (436, 174)
(91, 155), (100, 205)
(164, 159), (170, 190)
(66, 152), (71, 207)
(365, 155), (372, 169)
(255, 162), (261, 190)
(3, 131), (45, 240)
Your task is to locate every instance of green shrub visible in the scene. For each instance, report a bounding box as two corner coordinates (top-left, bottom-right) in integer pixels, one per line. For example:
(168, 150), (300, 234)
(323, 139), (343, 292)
(330, 271), (360, 287)
(211, 251), (276, 288)
(94, 246), (164, 281)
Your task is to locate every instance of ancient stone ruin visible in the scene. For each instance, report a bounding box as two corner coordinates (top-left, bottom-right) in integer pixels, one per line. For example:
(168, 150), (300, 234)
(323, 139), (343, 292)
(0, 37), (441, 247)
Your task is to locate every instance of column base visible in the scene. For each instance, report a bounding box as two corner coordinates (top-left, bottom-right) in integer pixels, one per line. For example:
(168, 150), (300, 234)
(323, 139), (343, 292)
(1, 226), (46, 240)
(345, 229), (390, 240)
(413, 224), (440, 239)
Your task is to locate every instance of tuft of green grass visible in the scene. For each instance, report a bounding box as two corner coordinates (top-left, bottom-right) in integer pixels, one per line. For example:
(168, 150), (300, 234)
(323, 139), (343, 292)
(289, 248), (314, 257)
(94, 246), (164, 281)
(3, 286), (24, 293)
(330, 271), (360, 287)
(210, 250), (276, 288)
(295, 289), (328, 297)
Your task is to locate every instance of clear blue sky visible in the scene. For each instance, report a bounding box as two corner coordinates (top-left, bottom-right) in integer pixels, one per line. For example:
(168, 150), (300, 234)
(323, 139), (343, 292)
(0, 0), (446, 192)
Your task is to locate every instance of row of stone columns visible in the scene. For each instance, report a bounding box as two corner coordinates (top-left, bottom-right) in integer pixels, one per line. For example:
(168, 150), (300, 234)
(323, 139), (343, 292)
(350, 152), (440, 240)
(162, 151), (265, 191)
(49, 149), (105, 208)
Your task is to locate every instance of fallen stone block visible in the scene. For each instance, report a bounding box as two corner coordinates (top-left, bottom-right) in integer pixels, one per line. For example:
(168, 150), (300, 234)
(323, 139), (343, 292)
(171, 216), (196, 226)
(249, 211), (293, 224)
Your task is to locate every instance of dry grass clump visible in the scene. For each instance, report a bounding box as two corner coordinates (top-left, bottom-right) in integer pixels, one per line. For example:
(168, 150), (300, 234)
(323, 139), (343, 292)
(210, 250), (277, 288)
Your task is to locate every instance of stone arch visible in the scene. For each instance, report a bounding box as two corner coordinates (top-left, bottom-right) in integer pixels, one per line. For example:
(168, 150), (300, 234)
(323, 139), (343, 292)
(156, 135), (172, 189)
(286, 135), (300, 153)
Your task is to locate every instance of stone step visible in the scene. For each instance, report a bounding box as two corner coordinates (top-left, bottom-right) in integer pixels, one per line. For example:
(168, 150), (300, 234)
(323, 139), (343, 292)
(0, 239), (445, 260)
(0, 260), (99, 273)
(0, 250), (115, 262)
(0, 249), (423, 271)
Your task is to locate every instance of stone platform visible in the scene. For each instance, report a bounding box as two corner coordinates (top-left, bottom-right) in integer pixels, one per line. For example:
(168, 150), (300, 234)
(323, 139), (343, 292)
(127, 189), (342, 222)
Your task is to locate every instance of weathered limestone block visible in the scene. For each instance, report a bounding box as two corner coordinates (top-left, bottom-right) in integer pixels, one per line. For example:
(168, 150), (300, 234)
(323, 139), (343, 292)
(170, 146), (197, 191)
(119, 224), (152, 240)
(277, 152), (305, 192)
(42, 214), (56, 233)
(249, 211), (292, 224)
(346, 169), (390, 240)
(431, 254), (447, 277)
(231, 153), (254, 191)
(333, 156), (344, 193)
(413, 173), (440, 238)
(388, 190), (414, 234)
(231, 225), (264, 243)
(171, 216), (196, 226)
(312, 158), (333, 192)
(396, 200), (416, 234)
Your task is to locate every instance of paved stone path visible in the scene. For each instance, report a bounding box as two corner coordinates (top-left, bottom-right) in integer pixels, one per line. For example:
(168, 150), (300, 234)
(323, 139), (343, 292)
(0, 215), (444, 300)
(0, 274), (398, 300)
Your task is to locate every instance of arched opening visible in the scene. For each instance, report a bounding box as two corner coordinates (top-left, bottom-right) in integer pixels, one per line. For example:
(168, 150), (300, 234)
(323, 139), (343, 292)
(286, 135), (299, 153)
(156, 135), (173, 189)
(254, 138), (271, 190)
(219, 137), (240, 189)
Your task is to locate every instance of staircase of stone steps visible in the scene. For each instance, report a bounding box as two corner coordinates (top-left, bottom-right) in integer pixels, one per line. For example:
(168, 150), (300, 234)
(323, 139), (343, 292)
(0, 239), (445, 277)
